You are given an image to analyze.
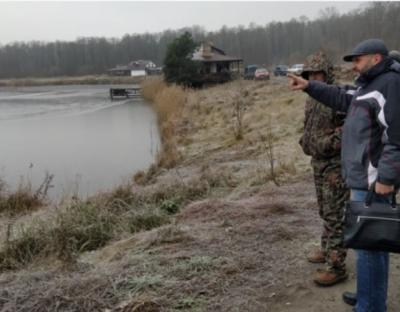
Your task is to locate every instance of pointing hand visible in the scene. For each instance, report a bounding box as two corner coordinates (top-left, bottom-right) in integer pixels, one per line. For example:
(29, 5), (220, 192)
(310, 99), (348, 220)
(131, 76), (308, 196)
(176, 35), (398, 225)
(287, 73), (309, 91)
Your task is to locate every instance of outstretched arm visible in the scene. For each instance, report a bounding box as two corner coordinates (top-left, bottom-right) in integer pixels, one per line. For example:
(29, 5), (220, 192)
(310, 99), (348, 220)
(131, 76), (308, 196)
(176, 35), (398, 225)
(288, 73), (355, 113)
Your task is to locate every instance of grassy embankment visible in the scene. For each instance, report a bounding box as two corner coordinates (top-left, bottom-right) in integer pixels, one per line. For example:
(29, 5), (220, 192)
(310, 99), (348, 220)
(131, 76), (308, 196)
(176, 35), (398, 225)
(141, 76), (310, 186)
(0, 76), (312, 311)
(0, 78), (246, 270)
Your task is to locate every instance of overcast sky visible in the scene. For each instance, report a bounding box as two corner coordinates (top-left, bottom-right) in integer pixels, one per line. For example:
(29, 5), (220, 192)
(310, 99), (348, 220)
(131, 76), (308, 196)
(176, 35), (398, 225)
(0, 1), (364, 45)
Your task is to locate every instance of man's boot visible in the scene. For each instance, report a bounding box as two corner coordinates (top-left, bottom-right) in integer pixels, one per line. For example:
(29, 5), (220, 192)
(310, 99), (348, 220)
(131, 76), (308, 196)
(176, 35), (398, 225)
(307, 249), (326, 263)
(313, 268), (348, 286)
(342, 291), (357, 306)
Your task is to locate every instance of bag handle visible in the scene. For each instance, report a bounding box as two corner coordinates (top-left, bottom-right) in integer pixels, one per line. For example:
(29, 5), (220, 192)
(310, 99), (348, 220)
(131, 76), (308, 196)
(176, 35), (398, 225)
(365, 181), (397, 208)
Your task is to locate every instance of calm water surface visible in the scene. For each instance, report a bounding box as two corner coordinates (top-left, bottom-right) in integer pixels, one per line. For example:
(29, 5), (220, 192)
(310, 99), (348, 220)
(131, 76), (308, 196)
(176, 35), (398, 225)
(0, 85), (159, 200)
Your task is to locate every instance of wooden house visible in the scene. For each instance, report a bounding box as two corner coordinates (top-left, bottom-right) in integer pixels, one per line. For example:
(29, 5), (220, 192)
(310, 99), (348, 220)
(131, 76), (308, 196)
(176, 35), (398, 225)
(191, 42), (243, 84)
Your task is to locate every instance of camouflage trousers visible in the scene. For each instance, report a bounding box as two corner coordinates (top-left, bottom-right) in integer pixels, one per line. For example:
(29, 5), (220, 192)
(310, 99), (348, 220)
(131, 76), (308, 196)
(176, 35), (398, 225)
(312, 158), (349, 273)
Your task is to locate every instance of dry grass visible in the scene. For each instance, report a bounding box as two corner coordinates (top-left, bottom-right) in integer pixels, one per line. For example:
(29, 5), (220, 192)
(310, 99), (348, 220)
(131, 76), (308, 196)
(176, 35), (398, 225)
(0, 78), (308, 273)
(176, 79), (309, 184)
(0, 183), (160, 270)
(141, 78), (188, 168)
(146, 225), (193, 248)
(0, 177), (318, 312)
(0, 78), (308, 272)
(139, 78), (308, 194)
(0, 166), (238, 271)
(0, 174), (53, 216)
(0, 77), (320, 311)
(0, 269), (119, 312)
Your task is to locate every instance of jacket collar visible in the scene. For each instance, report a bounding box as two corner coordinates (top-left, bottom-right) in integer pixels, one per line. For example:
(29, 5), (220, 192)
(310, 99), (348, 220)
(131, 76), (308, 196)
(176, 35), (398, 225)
(356, 57), (393, 87)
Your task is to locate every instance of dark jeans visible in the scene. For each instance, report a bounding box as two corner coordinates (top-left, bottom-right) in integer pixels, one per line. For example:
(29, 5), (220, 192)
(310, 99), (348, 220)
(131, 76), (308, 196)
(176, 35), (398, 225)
(351, 189), (390, 312)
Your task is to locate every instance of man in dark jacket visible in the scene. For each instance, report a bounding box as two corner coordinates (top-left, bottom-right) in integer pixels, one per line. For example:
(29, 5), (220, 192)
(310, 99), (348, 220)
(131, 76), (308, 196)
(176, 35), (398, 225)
(342, 47), (400, 309)
(299, 51), (349, 286)
(289, 39), (400, 312)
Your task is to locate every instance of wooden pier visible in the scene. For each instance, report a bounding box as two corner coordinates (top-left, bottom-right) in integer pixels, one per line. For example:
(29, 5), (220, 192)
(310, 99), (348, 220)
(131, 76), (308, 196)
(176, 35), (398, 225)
(109, 87), (141, 100)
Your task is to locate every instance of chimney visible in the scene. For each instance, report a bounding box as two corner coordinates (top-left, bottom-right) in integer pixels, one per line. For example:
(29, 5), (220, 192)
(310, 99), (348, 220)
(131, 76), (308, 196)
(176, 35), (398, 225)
(202, 42), (212, 58)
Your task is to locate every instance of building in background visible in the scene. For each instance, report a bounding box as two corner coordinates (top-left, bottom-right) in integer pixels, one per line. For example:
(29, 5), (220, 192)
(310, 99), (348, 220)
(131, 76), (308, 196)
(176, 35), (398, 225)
(107, 60), (157, 76)
(191, 42), (243, 84)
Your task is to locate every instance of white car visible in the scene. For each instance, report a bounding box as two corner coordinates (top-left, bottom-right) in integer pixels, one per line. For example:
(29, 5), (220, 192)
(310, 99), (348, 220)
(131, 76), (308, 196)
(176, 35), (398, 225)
(288, 64), (304, 75)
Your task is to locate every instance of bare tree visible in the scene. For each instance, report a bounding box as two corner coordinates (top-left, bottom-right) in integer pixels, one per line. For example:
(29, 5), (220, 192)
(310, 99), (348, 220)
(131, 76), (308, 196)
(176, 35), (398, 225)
(232, 80), (250, 140)
(259, 115), (280, 186)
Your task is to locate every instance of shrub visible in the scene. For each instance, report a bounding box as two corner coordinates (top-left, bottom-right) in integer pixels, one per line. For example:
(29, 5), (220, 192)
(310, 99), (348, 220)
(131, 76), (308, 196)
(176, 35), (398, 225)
(125, 212), (169, 234)
(0, 174), (53, 216)
(52, 202), (118, 260)
(0, 222), (49, 270)
(160, 199), (180, 215)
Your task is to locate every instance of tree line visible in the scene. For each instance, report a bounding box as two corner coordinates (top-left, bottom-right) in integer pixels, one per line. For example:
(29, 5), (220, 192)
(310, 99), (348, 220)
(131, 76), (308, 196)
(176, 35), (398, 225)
(0, 2), (398, 79)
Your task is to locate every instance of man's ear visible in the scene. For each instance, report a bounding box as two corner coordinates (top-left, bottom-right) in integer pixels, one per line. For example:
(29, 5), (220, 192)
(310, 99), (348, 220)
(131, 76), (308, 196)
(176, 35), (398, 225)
(374, 54), (384, 64)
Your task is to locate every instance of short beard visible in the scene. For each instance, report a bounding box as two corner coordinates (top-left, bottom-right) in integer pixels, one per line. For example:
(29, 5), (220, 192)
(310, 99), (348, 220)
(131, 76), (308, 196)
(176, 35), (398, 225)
(359, 58), (375, 75)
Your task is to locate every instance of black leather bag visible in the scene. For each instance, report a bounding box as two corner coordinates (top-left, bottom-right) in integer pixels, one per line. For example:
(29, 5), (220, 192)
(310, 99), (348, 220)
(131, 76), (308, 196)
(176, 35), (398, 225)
(343, 190), (400, 253)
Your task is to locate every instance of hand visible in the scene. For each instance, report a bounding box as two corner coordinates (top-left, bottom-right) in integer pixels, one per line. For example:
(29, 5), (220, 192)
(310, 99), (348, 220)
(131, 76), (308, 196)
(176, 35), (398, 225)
(375, 181), (395, 195)
(287, 73), (309, 91)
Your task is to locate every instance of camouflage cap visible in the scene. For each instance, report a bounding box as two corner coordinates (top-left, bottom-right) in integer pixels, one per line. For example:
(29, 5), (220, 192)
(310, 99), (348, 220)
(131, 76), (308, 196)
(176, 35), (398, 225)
(301, 51), (335, 84)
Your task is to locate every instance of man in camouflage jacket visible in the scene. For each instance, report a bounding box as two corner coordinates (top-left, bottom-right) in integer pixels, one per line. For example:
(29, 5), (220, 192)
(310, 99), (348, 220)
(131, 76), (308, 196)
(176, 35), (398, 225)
(299, 51), (349, 286)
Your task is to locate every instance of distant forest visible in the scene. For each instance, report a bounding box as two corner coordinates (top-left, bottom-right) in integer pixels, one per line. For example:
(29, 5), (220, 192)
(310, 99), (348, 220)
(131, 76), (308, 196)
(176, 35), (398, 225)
(0, 2), (398, 79)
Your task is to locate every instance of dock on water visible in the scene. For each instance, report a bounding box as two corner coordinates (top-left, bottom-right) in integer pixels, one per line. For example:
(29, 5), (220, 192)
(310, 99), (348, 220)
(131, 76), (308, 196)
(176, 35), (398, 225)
(109, 87), (141, 100)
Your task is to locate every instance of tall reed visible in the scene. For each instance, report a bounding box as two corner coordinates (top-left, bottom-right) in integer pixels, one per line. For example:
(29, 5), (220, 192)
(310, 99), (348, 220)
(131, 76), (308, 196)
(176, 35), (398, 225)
(141, 78), (187, 168)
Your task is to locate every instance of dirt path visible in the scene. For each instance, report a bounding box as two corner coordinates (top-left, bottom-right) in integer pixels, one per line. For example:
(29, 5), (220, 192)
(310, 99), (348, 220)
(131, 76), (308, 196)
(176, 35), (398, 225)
(170, 175), (400, 312)
(173, 176), (358, 312)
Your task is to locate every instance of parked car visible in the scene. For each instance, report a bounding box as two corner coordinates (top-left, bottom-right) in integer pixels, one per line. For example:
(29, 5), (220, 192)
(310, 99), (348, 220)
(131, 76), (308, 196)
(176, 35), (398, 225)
(254, 68), (270, 80)
(274, 65), (288, 76)
(244, 65), (258, 79)
(287, 64), (304, 75)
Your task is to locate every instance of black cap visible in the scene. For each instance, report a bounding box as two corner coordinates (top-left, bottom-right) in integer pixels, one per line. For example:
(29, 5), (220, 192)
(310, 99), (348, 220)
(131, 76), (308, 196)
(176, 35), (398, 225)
(343, 39), (389, 62)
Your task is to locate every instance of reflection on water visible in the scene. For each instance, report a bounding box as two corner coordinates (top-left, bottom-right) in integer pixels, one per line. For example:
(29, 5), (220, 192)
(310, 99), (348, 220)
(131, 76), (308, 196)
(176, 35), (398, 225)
(0, 85), (160, 201)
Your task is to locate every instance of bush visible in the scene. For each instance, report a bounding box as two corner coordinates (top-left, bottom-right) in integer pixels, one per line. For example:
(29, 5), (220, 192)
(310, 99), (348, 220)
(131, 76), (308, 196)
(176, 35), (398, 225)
(0, 222), (49, 270)
(52, 202), (118, 260)
(0, 174), (53, 216)
(160, 199), (180, 215)
(125, 213), (169, 234)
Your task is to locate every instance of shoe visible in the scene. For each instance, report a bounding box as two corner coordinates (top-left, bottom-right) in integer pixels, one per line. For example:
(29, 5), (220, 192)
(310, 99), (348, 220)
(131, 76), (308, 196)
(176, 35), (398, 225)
(307, 249), (326, 263)
(313, 268), (348, 286)
(342, 291), (357, 306)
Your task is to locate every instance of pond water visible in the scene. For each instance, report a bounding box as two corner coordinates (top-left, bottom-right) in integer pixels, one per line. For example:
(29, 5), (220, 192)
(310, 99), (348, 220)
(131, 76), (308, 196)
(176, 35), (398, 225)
(0, 85), (160, 201)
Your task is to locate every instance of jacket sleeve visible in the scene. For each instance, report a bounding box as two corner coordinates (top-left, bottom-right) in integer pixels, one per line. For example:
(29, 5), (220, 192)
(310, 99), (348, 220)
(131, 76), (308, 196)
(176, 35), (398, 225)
(377, 78), (400, 186)
(315, 127), (342, 158)
(305, 81), (355, 113)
